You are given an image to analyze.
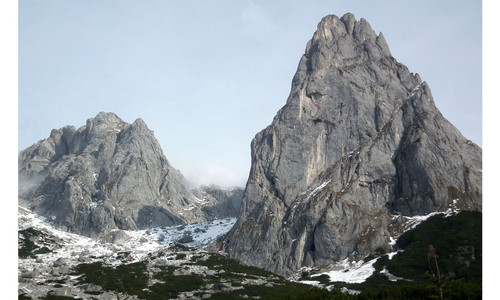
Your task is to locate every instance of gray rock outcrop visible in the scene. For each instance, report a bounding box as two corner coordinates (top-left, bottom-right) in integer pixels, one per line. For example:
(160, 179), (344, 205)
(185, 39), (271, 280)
(98, 230), (132, 245)
(18, 112), (207, 237)
(193, 185), (243, 220)
(218, 13), (482, 276)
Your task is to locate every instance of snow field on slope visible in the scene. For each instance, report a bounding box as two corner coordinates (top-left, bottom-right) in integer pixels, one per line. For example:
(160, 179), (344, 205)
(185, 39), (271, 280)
(18, 205), (236, 270)
(149, 217), (237, 249)
(311, 257), (378, 284)
(298, 208), (460, 288)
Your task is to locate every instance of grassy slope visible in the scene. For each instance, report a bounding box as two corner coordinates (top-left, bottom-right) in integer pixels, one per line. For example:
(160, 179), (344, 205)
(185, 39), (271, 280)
(19, 211), (482, 299)
(331, 211), (482, 299)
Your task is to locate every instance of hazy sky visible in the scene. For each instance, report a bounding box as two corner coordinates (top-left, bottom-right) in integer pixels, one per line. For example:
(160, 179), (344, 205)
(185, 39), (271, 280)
(18, 0), (482, 187)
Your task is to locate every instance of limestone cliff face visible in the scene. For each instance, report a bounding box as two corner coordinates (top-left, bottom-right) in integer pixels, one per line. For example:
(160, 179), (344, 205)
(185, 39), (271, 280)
(193, 186), (244, 220)
(219, 14), (482, 276)
(19, 112), (207, 237)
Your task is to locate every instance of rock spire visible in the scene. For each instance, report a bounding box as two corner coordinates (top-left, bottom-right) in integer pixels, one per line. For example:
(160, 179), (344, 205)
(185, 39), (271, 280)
(218, 13), (482, 276)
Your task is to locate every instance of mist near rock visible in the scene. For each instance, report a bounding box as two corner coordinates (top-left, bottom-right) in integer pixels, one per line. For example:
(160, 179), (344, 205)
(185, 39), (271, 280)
(18, 112), (243, 238)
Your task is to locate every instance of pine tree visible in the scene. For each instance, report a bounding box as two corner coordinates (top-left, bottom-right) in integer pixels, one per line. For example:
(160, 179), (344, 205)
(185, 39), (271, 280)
(427, 245), (444, 300)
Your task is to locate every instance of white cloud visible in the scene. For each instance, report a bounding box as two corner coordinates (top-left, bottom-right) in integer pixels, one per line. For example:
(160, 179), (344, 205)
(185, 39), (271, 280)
(181, 162), (248, 188)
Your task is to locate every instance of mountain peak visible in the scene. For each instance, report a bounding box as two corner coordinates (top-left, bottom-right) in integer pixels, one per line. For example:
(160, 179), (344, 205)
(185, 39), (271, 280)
(314, 13), (372, 39)
(131, 117), (149, 131)
(90, 111), (123, 124)
(219, 14), (481, 276)
(85, 112), (125, 133)
(19, 112), (245, 238)
(18, 113), (207, 237)
(304, 13), (391, 74)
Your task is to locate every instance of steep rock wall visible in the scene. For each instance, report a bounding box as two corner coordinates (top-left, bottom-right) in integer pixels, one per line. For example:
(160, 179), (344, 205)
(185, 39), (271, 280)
(219, 13), (481, 276)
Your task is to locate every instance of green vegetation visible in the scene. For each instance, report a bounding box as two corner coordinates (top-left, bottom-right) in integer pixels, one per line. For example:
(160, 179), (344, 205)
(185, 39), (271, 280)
(21, 211), (481, 299)
(40, 296), (82, 300)
(149, 266), (206, 298)
(18, 293), (32, 300)
(18, 227), (53, 258)
(196, 252), (273, 278)
(390, 211), (481, 282)
(19, 293), (83, 300)
(71, 249), (321, 299)
(427, 244), (444, 300)
(298, 211), (482, 299)
(74, 261), (150, 298)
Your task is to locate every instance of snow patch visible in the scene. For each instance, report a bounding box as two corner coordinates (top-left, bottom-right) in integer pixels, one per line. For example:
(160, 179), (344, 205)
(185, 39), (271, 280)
(305, 179), (332, 202)
(392, 211), (442, 232)
(387, 250), (402, 260)
(311, 257), (378, 284)
(18, 205), (236, 269)
(298, 280), (322, 286)
(341, 287), (361, 295)
(380, 267), (405, 282)
(149, 218), (237, 249)
(389, 236), (397, 248)
(409, 81), (424, 98)
(445, 198), (460, 215)
(294, 179), (332, 209)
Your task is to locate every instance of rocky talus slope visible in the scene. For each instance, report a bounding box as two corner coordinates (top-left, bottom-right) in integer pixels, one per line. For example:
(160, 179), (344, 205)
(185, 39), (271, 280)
(218, 13), (482, 276)
(18, 112), (241, 237)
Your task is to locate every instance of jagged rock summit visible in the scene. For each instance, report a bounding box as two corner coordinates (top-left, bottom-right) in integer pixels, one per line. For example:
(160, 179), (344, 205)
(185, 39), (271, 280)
(218, 13), (482, 276)
(19, 112), (214, 237)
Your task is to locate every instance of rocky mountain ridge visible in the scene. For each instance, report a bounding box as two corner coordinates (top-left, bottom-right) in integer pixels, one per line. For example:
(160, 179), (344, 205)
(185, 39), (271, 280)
(17, 11), (482, 299)
(18, 112), (243, 238)
(18, 10), (481, 286)
(217, 13), (481, 276)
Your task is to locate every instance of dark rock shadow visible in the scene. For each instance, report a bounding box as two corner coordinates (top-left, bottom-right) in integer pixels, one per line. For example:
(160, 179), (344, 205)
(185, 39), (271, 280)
(137, 206), (184, 229)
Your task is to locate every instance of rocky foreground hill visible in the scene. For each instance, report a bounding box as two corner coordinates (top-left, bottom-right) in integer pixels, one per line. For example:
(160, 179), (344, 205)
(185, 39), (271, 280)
(18, 204), (481, 299)
(217, 13), (482, 277)
(18, 112), (243, 237)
